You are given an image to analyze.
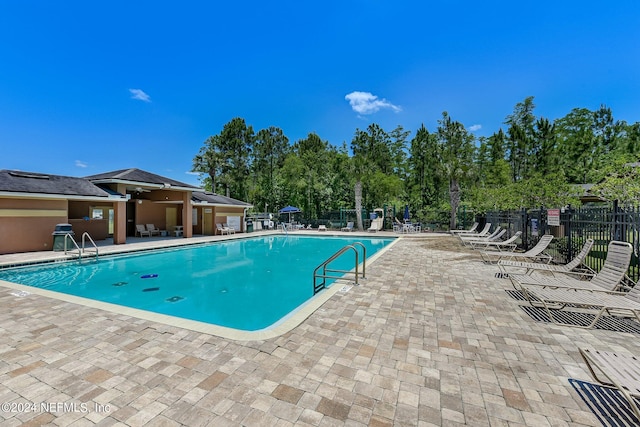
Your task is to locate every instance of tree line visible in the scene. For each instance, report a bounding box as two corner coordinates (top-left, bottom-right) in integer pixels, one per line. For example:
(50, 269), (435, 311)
(192, 96), (640, 228)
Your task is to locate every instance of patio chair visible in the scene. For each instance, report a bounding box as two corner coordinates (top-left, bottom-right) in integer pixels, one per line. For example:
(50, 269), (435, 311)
(518, 276), (640, 329)
(223, 223), (236, 234)
(579, 348), (640, 420)
(480, 234), (554, 264)
(497, 238), (594, 276)
(341, 221), (354, 232)
(469, 231), (522, 250)
(450, 222), (479, 235)
(216, 223), (230, 235)
(512, 240), (633, 292)
(146, 224), (161, 236)
(318, 225), (327, 231)
(135, 224), (151, 237)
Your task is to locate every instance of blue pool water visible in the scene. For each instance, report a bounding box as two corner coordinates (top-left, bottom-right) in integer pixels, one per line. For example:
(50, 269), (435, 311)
(0, 235), (393, 331)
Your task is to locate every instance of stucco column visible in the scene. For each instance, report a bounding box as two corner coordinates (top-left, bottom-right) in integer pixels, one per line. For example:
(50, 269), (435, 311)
(182, 191), (193, 238)
(113, 200), (127, 244)
(113, 183), (128, 244)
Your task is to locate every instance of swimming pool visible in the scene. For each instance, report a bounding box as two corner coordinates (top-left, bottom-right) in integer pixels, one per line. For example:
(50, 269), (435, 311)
(0, 235), (394, 333)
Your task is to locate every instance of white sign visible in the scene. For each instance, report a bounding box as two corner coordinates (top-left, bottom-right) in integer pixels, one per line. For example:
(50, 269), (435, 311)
(547, 209), (560, 226)
(227, 216), (241, 231)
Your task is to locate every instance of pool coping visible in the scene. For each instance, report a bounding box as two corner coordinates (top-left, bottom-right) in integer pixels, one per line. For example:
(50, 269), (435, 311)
(0, 234), (400, 341)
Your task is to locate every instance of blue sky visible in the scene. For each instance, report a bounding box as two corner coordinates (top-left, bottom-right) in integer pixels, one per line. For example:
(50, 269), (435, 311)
(1, 1), (639, 187)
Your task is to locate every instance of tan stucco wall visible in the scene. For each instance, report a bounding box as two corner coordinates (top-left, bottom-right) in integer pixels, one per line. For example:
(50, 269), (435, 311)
(0, 198), (68, 254)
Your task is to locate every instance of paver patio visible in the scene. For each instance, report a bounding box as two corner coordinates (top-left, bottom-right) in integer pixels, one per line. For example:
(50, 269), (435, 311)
(1, 232), (638, 426)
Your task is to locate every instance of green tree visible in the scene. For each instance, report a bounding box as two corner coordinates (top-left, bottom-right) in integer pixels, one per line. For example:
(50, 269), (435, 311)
(532, 117), (557, 176)
(407, 124), (443, 214)
(505, 96), (537, 181)
(555, 108), (597, 183)
(192, 134), (223, 192)
(252, 126), (290, 212)
(436, 112), (475, 229)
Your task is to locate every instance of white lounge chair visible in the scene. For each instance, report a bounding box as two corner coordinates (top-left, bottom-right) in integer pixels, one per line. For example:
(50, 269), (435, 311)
(520, 279), (640, 330)
(458, 223), (491, 238)
(460, 227), (505, 246)
(469, 231), (522, 250)
(341, 222), (354, 232)
(481, 234), (554, 264)
(579, 348), (640, 420)
(450, 222), (479, 235)
(512, 240), (633, 292)
(318, 225), (327, 231)
(497, 238), (594, 276)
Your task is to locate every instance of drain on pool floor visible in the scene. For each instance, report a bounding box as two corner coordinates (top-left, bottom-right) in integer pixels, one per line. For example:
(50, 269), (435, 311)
(166, 296), (184, 302)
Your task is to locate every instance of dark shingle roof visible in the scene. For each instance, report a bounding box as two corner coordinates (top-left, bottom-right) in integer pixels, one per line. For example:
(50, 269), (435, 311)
(0, 170), (112, 197)
(192, 191), (252, 207)
(85, 168), (198, 189)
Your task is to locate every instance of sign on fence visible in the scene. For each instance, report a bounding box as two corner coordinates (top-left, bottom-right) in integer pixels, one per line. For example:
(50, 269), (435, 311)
(547, 208), (560, 226)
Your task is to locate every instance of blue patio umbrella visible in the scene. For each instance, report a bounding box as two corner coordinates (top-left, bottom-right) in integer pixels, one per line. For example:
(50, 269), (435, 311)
(404, 205), (410, 222)
(279, 205), (301, 222)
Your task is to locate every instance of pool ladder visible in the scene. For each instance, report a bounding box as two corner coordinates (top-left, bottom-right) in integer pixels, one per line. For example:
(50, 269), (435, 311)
(63, 232), (99, 260)
(313, 242), (366, 295)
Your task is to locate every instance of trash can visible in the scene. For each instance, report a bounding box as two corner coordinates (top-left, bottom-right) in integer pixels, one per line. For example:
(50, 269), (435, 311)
(52, 223), (74, 251)
(246, 220), (253, 233)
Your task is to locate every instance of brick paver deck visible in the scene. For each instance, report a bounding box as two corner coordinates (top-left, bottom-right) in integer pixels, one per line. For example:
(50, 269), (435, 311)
(1, 233), (637, 426)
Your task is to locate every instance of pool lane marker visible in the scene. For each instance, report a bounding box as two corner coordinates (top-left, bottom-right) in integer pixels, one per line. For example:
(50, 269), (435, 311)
(141, 274), (158, 279)
(143, 287), (160, 292)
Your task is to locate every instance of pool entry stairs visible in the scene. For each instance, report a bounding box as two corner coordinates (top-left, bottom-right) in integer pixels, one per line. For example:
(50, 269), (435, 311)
(313, 242), (366, 295)
(63, 232), (99, 261)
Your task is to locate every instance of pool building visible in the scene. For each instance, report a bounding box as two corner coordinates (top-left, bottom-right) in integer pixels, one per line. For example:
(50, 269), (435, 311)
(0, 168), (252, 254)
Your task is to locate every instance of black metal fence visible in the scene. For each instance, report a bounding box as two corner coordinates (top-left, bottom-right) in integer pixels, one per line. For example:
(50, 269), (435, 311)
(484, 203), (640, 284)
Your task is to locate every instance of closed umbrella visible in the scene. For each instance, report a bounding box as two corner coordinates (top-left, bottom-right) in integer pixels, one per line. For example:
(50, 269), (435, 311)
(404, 205), (410, 222)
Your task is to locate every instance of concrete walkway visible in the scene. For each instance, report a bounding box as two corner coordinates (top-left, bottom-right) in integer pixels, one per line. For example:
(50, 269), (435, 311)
(1, 233), (637, 426)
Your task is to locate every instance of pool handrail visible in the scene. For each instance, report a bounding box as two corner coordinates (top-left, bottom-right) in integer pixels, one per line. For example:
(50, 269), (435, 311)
(313, 242), (367, 295)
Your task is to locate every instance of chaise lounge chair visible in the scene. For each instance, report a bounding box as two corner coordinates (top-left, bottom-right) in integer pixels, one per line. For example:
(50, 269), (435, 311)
(519, 276), (640, 330)
(457, 223), (491, 239)
(497, 238), (594, 276)
(481, 234), (554, 264)
(318, 225), (327, 231)
(469, 231), (522, 250)
(579, 348), (640, 420)
(512, 240), (633, 292)
(341, 221), (354, 232)
(450, 222), (479, 235)
(460, 227), (505, 246)
(136, 224), (151, 237)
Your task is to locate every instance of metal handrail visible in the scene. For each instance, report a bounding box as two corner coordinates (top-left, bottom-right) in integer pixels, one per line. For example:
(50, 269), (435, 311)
(313, 242), (367, 295)
(81, 232), (99, 259)
(63, 233), (82, 259)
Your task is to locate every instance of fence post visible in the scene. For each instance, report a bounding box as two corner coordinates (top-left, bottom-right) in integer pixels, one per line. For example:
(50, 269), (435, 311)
(613, 199), (621, 241)
(565, 205), (573, 261)
(521, 208), (528, 249)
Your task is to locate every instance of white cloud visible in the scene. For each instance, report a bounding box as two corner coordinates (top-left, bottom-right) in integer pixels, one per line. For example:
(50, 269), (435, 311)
(185, 171), (200, 176)
(129, 88), (151, 102)
(469, 124), (482, 132)
(75, 160), (88, 168)
(345, 91), (401, 115)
